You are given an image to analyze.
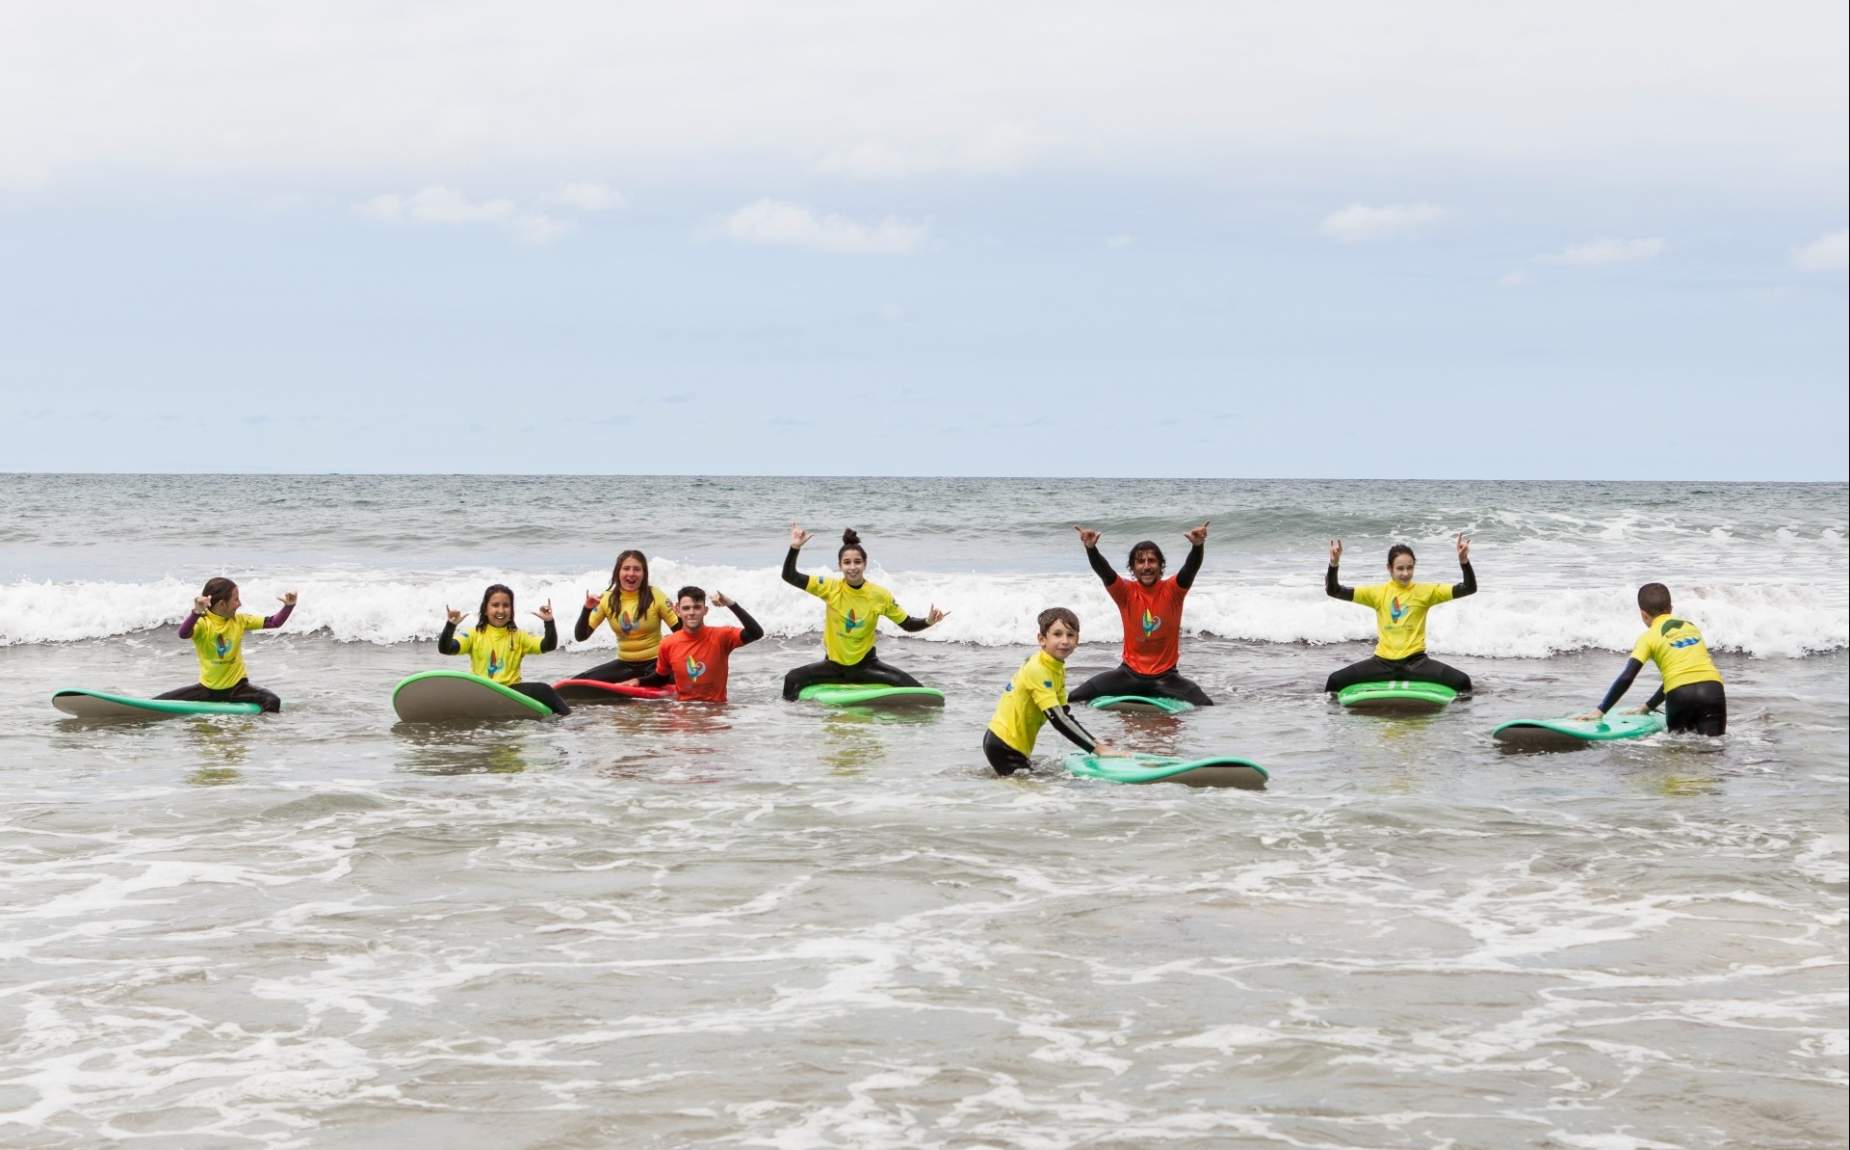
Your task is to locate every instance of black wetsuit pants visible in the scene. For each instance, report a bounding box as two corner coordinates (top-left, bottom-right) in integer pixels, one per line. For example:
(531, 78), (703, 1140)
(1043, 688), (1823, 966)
(1325, 652), (1472, 694)
(1663, 680), (1726, 736)
(782, 650), (921, 701)
(509, 682), (572, 716)
(983, 730), (1032, 776)
(569, 657), (657, 685)
(157, 678), (283, 713)
(1068, 663), (1215, 707)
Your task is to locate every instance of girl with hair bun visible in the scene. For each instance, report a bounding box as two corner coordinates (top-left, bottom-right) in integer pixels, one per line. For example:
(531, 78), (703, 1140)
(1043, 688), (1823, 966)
(778, 523), (949, 701)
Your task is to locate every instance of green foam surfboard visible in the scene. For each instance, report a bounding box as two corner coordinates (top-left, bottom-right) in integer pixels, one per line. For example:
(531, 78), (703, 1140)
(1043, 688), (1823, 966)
(1065, 752), (1268, 789)
(392, 669), (553, 722)
(796, 684), (945, 708)
(1336, 680), (1458, 712)
(51, 689), (264, 719)
(1088, 695), (1195, 715)
(1493, 712), (1667, 750)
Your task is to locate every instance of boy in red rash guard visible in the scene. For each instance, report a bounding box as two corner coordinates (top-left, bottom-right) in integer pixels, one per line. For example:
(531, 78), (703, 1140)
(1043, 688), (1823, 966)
(652, 586), (765, 703)
(1067, 522), (1215, 706)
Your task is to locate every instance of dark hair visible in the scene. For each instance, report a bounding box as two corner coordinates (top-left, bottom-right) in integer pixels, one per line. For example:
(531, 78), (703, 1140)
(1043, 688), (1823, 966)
(477, 583), (515, 630)
(200, 576), (237, 607)
(1126, 540), (1165, 570)
(1037, 606), (1080, 635)
(675, 585), (707, 606)
(608, 549), (651, 604)
(1386, 544), (1416, 569)
(839, 528), (867, 563)
(1637, 583), (1673, 616)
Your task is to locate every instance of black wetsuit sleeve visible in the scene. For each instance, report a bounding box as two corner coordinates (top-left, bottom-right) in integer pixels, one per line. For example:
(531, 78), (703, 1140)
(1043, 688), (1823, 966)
(1596, 658), (1644, 714)
(731, 603), (765, 645)
(899, 615), (933, 633)
(540, 619), (559, 653)
(1644, 686), (1666, 712)
(781, 547), (809, 591)
(668, 617), (684, 633)
(573, 604), (596, 643)
(1084, 545), (1119, 588)
(1326, 566), (1355, 602)
(1044, 705), (1100, 753)
(1452, 561), (1477, 599)
(437, 620), (461, 655)
(1176, 542), (1205, 590)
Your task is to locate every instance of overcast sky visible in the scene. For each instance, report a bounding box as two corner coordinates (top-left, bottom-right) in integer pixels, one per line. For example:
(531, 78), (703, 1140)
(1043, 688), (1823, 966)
(2, 2), (1845, 478)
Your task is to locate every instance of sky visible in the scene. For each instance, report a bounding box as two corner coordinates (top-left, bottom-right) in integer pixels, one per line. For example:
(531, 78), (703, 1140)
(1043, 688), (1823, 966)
(1, 1), (1845, 479)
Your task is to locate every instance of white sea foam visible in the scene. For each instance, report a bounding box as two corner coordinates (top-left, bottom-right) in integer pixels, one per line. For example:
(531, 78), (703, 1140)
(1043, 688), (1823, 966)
(2, 562), (1843, 657)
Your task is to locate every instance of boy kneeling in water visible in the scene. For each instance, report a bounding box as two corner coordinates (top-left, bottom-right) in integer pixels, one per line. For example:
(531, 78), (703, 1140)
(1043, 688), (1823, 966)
(1575, 583), (1726, 735)
(983, 608), (1121, 775)
(652, 586), (764, 703)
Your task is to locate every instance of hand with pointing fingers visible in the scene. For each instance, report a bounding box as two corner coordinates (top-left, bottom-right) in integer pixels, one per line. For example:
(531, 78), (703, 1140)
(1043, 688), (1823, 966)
(712, 592), (734, 608)
(1328, 538), (1343, 566)
(1184, 521), (1210, 546)
(789, 521), (813, 550)
(1456, 533), (1471, 565)
(583, 589), (603, 611)
(925, 605), (950, 626)
(194, 594), (212, 615)
(1073, 525), (1101, 549)
(534, 600), (554, 623)
(279, 591), (298, 607)
(445, 605), (465, 625)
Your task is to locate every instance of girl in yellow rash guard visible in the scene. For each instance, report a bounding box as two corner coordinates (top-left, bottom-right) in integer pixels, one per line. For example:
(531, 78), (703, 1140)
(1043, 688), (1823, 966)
(779, 523), (949, 701)
(569, 549), (682, 683)
(436, 583), (571, 715)
(1323, 535), (1477, 693)
(157, 576), (296, 712)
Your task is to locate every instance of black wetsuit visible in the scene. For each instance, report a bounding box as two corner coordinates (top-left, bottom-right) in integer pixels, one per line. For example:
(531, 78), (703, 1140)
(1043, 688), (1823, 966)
(438, 617), (571, 715)
(1324, 561), (1476, 694)
(1067, 542), (1214, 707)
(569, 597), (683, 684)
(156, 679), (283, 713)
(780, 547), (933, 701)
(982, 707), (1101, 776)
(1597, 660), (1728, 736)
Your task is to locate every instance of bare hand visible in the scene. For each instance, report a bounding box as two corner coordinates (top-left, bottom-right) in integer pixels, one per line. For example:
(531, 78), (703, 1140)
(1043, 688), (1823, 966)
(1073, 524), (1101, 549)
(1092, 743), (1126, 759)
(1624, 705), (1649, 716)
(193, 594), (211, 614)
(1571, 710), (1605, 722)
(583, 589), (602, 611)
(789, 521), (813, 550)
(925, 605), (950, 626)
(445, 605), (465, 624)
(534, 600), (554, 623)
(1184, 521), (1210, 546)
(712, 591), (734, 608)
(1328, 538), (1343, 566)
(1456, 533), (1471, 565)
(279, 591), (298, 607)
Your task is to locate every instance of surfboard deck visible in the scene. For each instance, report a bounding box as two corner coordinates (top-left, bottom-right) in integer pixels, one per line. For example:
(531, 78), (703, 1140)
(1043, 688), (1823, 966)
(795, 684), (945, 708)
(1065, 752), (1268, 789)
(1492, 712), (1667, 750)
(554, 678), (676, 702)
(51, 688), (264, 719)
(1336, 681), (1458, 713)
(1088, 695), (1195, 715)
(392, 670), (553, 722)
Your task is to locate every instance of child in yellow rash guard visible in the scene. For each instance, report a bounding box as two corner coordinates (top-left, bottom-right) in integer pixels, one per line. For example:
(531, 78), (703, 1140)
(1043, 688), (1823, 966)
(1323, 536), (1477, 693)
(437, 583), (570, 715)
(156, 576), (296, 713)
(570, 548), (682, 683)
(778, 523), (949, 701)
(1576, 582), (1727, 735)
(983, 607), (1118, 776)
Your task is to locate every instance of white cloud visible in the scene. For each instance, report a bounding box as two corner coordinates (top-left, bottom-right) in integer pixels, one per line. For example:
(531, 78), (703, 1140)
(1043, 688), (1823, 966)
(1791, 229), (1848, 271)
(1537, 237), (1667, 266)
(556, 181), (622, 212)
(1318, 202), (1445, 242)
(359, 185), (515, 225)
(512, 212), (572, 245)
(720, 199), (927, 255)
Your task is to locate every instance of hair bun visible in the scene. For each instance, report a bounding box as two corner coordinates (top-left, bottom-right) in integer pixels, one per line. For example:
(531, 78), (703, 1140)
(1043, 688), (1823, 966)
(841, 528), (861, 546)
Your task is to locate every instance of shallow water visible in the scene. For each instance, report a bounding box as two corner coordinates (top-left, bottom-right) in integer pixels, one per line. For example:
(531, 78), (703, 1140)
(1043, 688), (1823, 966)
(1, 476), (1845, 1147)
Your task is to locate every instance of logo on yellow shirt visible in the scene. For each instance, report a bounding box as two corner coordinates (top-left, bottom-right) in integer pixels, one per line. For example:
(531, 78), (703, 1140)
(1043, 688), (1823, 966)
(1390, 597), (1408, 623)
(214, 635), (230, 659)
(844, 609), (862, 633)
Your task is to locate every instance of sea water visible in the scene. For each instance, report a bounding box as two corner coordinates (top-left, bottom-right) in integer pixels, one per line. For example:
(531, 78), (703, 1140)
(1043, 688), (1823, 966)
(1, 475), (1844, 1148)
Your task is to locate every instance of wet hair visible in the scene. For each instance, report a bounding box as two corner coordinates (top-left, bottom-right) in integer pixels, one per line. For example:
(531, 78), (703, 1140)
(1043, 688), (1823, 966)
(1637, 583), (1673, 616)
(200, 576), (237, 608)
(1127, 540), (1165, 570)
(839, 528), (868, 563)
(1386, 544), (1416, 569)
(608, 549), (651, 603)
(675, 585), (707, 606)
(477, 583), (515, 630)
(1037, 607), (1080, 635)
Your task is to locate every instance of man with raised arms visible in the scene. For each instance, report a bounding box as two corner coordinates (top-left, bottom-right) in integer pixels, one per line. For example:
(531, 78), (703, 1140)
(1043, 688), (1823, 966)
(1067, 522), (1215, 707)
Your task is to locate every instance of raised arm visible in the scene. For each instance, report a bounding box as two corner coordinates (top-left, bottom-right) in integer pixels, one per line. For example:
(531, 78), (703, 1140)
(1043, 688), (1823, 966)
(536, 602), (558, 653)
(1325, 539), (1355, 602)
(1074, 526), (1118, 587)
(782, 522), (814, 590)
(262, 592), (297, 630)
(719, 595), (765, 645)
(898, 605), (949, 634)
(437, 605), (464, 655)
(574, 588), (601, 643)
(1452, 534), (1477, 599)
(1176, 522), (1209, 589)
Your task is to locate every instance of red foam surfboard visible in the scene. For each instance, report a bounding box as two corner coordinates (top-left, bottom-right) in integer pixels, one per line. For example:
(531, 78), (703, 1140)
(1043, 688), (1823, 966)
(553, 678), (676, 701)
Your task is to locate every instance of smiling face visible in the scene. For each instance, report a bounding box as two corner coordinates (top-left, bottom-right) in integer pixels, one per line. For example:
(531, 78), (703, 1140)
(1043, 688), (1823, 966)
(839, 548), (867, 586)
(485, 590), (514, 627)
(1389, 553), (1416, 586)
(1039, 619), (1080, 662)
(617, 557), (645, 593)
(1130, 548), (1164, 586)
(677, 595), (708, 630)
(217, 585), (241, 615)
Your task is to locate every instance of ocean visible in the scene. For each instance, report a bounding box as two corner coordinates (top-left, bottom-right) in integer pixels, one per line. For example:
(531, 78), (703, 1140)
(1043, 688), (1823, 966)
(1, 474), (1845, 1148)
